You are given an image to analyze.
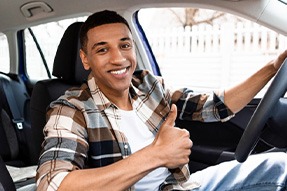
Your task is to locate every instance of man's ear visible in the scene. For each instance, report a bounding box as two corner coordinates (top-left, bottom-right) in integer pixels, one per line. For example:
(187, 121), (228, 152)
(80, 49), (90, 70)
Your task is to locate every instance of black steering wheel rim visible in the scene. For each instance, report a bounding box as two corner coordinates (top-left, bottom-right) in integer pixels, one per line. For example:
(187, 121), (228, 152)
(235, 58), (287, 163)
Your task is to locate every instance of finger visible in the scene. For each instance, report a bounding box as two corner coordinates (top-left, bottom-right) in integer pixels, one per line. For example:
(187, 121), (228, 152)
(181, 128), (190, 138)
(164, 104), (177, 126)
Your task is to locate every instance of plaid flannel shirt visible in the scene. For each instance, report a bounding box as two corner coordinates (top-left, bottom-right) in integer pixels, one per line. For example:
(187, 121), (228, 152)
(36, 70), (234, 191)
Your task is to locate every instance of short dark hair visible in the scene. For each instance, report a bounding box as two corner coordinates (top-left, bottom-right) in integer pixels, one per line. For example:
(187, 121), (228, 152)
(80, 10), (131, 53)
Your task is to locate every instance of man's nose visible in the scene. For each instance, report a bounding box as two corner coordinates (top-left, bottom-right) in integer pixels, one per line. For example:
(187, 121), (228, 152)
(110, 49), (126, 64)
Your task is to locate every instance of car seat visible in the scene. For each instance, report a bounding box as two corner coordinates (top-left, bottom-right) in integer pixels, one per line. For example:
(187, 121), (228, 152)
(30, 22), (90, 158)
(0, 73), (35, 166)
(0, 72), (37, 189)
(0, 155), (16, 191)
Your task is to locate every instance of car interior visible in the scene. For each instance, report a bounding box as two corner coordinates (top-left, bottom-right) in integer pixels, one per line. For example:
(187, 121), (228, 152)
(0, 0), (287, 190)
(0, 155), (16, 191)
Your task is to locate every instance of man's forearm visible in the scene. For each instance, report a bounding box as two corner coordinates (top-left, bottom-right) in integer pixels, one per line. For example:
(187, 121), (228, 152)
(224, 62), (276, 113)
(58, 144), (162, 191)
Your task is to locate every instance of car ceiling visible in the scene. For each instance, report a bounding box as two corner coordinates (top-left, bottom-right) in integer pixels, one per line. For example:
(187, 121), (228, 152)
(0, 0), (286, 35)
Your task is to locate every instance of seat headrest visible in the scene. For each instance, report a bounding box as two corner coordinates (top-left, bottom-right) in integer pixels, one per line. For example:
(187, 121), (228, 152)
(52, 22), (90, 84)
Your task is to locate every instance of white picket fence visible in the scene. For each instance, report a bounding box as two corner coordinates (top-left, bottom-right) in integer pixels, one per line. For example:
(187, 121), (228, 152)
(145, 21), (287, 96)
(146, 21), (287, 55)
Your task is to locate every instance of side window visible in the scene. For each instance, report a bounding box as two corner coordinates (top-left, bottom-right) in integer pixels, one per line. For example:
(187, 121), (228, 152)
(24, 16), (87, 80)
(0, 33), (10, 73)
(138, 8), (287, 97)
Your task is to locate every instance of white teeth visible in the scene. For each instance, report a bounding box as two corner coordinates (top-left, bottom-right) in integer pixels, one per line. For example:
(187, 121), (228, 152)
(110, 68), (126, 75)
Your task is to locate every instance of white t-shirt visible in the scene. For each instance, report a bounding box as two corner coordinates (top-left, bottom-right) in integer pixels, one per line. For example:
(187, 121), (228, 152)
(119, 109), (170, 191)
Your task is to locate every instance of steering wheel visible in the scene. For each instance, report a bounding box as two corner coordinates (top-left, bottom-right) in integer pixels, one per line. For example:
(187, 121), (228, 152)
(235, 58), (287, 163)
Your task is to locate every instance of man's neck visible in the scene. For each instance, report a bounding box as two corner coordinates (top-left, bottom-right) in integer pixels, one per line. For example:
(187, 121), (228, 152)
(112, 95), (132, 111)
(103, 89), (132, 111)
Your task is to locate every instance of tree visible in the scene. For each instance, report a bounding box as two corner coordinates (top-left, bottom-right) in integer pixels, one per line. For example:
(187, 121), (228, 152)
(168, 8), (225, 28)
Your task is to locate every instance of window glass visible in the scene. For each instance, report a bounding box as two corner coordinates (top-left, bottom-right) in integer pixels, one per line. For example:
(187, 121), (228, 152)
(0, 33), (10, 73)
(25, 16), (87, 80)
(138, 8), (287, 97)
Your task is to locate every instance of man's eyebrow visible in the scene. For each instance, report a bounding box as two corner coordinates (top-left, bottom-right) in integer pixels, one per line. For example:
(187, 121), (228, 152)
(91, 37), (132, 50)
(121, 37), (131, 41)
(91, 41), (107, 50)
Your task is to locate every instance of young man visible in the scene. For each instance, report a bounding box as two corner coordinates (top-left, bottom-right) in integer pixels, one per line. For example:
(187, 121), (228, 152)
(36, 10), (287, 191)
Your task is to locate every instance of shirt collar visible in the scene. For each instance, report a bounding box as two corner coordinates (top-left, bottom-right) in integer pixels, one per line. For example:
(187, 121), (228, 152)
(87, 73), (140, 111)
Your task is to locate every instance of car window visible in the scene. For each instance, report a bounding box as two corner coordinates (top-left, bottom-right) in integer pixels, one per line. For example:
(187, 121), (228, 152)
(0, 33), (10, 73)
(137, 8), (287, 98)
(24, 16), (87, 80)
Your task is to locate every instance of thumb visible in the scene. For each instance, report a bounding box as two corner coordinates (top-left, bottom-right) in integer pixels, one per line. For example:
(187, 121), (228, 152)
(164, 104), (177, 126)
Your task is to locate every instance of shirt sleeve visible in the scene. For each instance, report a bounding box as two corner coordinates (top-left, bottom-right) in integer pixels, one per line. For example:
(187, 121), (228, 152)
(36, 103), (88, 191)
(171, 88), (235, 122)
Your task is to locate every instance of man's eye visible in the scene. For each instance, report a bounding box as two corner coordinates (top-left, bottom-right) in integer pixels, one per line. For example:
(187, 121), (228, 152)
(96, 48), (107, 53)
(122, 43), (131, 49)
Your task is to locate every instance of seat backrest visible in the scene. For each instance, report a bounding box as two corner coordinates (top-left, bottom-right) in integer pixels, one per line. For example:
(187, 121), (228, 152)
(30, 22), (90, 158)
(0, 156), (16, 191)
(0, 72), (35, 166)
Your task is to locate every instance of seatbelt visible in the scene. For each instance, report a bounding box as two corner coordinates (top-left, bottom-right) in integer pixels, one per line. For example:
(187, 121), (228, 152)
(1, 80), (24, 130)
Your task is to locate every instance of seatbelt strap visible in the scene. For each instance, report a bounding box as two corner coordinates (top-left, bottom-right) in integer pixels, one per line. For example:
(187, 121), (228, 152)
(1, 80), (24, 130)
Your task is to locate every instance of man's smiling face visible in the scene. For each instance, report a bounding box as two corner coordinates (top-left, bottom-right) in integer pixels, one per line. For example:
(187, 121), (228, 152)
(80, 23), (136, 96)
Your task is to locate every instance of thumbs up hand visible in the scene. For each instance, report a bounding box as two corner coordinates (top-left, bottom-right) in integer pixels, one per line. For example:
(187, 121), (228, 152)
(152, 104), (193, 169)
